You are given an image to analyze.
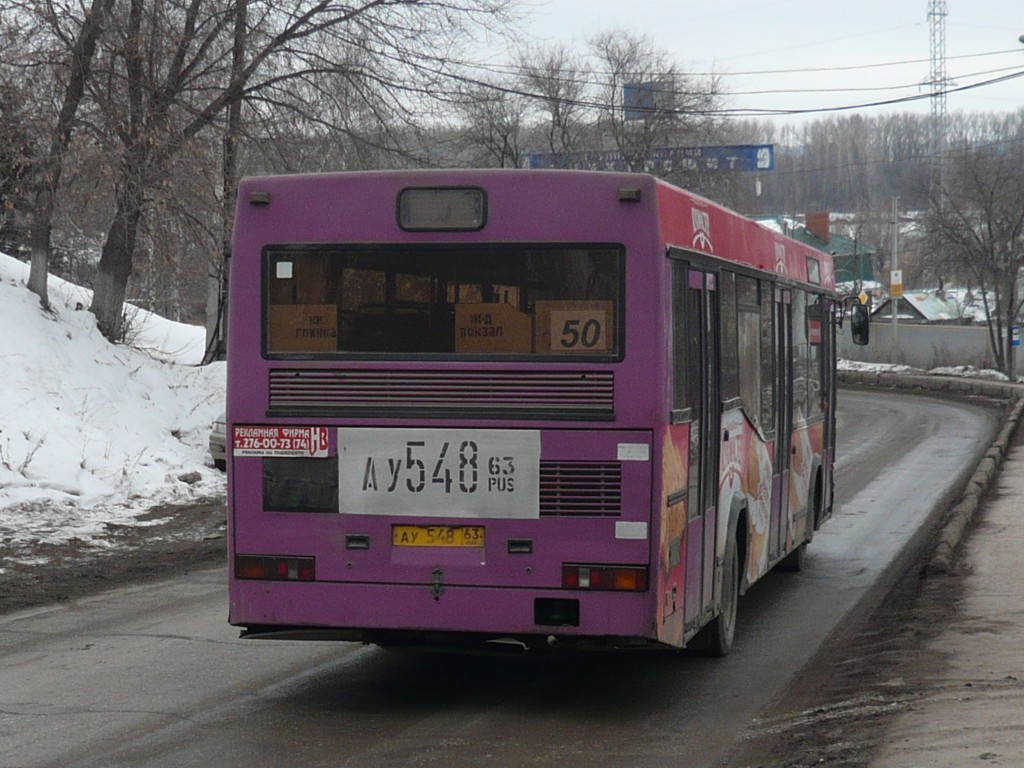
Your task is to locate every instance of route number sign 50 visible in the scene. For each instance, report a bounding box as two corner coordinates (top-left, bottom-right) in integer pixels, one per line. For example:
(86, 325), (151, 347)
(550, 309), (610, 353)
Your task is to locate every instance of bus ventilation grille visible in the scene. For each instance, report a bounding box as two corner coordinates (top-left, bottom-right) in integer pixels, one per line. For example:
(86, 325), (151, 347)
(268, 369), (614, 419)
(540, 461), (622, 517)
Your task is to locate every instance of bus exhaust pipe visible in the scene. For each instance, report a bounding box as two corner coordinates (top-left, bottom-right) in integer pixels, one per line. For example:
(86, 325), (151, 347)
(483, 637), (530, 653)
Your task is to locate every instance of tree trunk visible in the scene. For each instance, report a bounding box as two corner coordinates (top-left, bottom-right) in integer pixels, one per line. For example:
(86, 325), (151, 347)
(26, 185), (55, 309)
(26, 0), (117, 310)
(1005, 279), (1017, 378)
(91, 177), (144, 342)
(203, 0), (247, 365)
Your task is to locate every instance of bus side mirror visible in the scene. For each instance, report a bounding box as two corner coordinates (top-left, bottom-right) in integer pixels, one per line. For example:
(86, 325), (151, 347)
(849, 302), (870, 345)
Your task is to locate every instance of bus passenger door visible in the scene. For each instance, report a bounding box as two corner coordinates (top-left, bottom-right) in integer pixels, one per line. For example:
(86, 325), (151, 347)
(770, 288), (792, 563)
(818, 298), (838, 525)
(679, 267), (721, 630)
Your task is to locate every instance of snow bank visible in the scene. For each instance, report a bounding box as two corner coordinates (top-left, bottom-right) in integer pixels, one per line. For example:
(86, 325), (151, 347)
(0, 253), (225, 547)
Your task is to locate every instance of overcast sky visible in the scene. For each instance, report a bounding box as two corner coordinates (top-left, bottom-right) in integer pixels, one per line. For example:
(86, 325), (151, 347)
(516, 0), (1024, 124)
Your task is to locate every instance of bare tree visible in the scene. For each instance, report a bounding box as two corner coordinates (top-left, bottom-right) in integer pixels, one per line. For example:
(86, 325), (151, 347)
(517, 43), (588, 156)
(454, 79), (527, 168)
(588, 30), (719, 169)
(11, 0), (118, 310)
(924, 120), (1024, 376)
(0, 76), (34, 256)
(81, 0), (512, 342)
(203, 0), (249, 361)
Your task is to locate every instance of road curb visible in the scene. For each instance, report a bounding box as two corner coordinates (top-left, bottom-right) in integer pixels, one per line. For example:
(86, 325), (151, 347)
(838, 371), (1024, 574)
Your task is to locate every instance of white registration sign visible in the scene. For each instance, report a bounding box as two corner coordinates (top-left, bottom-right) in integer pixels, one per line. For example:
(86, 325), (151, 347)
(337, 428), (541, 518)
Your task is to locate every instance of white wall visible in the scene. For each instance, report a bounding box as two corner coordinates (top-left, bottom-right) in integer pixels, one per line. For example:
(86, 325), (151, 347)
(838, 322), (1021, 376)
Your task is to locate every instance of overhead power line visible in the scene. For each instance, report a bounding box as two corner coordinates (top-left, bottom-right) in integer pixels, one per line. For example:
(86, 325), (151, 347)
(724, 65), (1024, 97)
(413, 50), (1024, 119)
(722, 70), (1024, 117)
(462, 47), (1024, 83)
(379, 35), (1024, 123)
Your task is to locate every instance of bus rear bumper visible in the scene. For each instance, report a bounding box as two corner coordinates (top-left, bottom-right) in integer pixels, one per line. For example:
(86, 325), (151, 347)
(229, 579), (654, 649)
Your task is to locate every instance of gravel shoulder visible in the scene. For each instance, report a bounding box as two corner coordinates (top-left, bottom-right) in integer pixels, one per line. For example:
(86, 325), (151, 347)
(725, 538), (963, 767)
(0, 497), (226, 615)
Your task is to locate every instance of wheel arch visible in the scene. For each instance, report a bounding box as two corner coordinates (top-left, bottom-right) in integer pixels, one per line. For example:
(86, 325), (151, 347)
(728, 494), (751, 596)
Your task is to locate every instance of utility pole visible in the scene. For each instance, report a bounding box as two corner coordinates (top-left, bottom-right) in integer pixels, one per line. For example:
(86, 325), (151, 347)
(927, 0), (950, 195)
(891, 196), (900, 344)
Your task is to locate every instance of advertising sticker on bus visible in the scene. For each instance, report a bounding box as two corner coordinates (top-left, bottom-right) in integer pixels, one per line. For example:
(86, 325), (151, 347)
(233, 426), (330, 458)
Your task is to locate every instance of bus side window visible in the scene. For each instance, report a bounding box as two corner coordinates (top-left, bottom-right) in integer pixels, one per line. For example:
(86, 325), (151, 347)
(759, 284), (776, 433)
(719, 271), (740, 403)
(736, 275), (761, 430)
(671, 262), (687, 414)
(806, 298), (824, 418)
(791, 290), (809, 419)
(671, 261), (701, 418)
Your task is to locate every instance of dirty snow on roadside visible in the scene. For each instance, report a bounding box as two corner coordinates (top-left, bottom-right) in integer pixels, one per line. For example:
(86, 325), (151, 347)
(0, 253), (225, 566)
(840, 358), (1012, 382)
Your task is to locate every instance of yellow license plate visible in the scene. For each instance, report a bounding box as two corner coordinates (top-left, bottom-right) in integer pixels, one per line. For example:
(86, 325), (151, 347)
(392, 525), (485, 548)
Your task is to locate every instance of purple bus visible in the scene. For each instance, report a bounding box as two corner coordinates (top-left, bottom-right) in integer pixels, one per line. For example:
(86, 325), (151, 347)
(227, 170), (868, 654)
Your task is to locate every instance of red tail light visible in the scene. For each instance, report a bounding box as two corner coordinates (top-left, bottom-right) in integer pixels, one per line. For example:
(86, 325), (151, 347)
(235, 555), (315, 582)
(562, 564), (648, 591)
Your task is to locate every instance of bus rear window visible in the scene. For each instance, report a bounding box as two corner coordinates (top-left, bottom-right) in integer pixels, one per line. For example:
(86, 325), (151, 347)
(264, 245), (623, 358)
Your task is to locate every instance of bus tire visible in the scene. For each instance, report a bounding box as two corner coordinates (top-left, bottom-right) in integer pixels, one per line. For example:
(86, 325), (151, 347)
(777, 542), (806, 572)
(696, 529), (740, 657)
(779, 475), (820, 573)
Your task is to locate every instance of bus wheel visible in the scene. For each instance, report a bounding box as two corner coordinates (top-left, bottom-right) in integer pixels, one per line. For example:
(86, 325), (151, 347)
(696, 531), (739, 657)
(780, 483), (818, 573)
(777, 542), (807, 572)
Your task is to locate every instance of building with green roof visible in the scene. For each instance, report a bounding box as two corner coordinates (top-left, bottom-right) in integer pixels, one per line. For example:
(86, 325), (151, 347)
(753, 212), (876, 285)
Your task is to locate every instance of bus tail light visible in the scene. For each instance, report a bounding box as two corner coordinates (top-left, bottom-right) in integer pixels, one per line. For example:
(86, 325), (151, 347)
(235, 555), (315, 582)
(562, 564), (648, 592)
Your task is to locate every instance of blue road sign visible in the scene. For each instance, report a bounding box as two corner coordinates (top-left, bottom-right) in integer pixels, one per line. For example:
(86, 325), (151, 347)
(521, 144), (774, 173)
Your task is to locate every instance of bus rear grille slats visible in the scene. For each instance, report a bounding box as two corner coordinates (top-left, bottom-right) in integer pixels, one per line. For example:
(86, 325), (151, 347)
(268, 369), (614, 415)
(540, 461), (622, 517)
(269, 370), (622, 516)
